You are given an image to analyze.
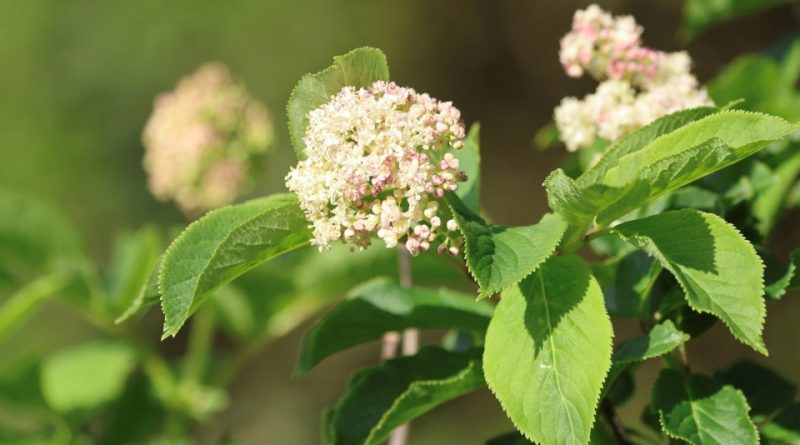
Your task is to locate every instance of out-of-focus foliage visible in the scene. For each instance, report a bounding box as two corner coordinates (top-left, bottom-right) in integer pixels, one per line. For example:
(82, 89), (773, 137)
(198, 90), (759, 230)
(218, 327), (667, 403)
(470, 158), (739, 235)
(681, 0), (798, 39)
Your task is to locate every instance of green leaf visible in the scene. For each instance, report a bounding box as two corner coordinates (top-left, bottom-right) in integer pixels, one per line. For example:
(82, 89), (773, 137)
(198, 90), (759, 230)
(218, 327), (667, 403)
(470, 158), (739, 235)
(114, 263), (160, 324)
(41, 341), (136, 413)
(762, 248), (800, 301)
(613, 320), (690, 364)
(577, 107), (717, 187)
(0, 189), (83, 273)
(106, 226), (162, 318)
(324, 346), (483, 445)
(547, 111), (798, 229)
(681, 0), (793, 40)
(548, 137), (734, 229)
(0, 359), (46, 410)
(159, 194), (311, 338)
(448, 194), (567, 298)
(602, 321), (689, 398)
(591, 250), (658, 318)
(652, 368), (758, 445)
(296, 277), (492, 375)
(484, 255), (612, 445)
(612, 209), (767, 354)
(287, 47), (390, 159)
(709, 56), (783, 114)
(753, 146), (800, 236)
(454, 123), (482, 214)
(605, 111), (797, 187)
(762, 403), (800, 444)
(714, 360), (796, 418)
(485, 432), (533, 444)
(0, 272), (70, 340)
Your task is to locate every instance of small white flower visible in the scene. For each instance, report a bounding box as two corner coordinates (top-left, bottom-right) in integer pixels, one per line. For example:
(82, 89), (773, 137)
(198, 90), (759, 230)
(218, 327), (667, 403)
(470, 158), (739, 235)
(554, 5), (714, 151)
(286, 81), (467, 253)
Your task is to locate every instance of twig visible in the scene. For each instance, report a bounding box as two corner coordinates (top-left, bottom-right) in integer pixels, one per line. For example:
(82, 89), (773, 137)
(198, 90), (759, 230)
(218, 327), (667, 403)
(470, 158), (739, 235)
(601, 398), (634, 445)
(386, 246), (416, 445)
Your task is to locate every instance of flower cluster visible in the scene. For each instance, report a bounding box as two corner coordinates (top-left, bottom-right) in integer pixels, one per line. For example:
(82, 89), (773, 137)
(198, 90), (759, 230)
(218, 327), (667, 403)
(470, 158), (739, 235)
(286, 81), (466, 255)
(143, 62), (273, 214)
(555, 5), (713, 151)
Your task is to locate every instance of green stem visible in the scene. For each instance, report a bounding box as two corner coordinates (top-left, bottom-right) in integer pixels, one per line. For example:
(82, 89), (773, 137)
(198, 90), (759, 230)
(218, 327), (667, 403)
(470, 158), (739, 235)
(0, 272), (69, 340)
(182, 309), (215, 382)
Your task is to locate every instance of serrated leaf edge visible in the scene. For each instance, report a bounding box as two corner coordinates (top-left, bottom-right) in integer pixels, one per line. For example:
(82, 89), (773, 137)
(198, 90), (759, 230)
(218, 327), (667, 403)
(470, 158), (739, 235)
(159, 194), (309, 338)
(286, 46), (389, 159)
(448, 202), (565, 299)
(364, 356), (483, 445)
(612, 210), (768, 355)
(653, 375), (759, 445)
(482, 260), (613, 445)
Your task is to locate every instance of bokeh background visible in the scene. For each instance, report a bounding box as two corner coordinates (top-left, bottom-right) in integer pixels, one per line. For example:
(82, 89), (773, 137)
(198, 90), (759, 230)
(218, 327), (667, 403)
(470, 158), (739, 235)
(2, 0), (800, 443)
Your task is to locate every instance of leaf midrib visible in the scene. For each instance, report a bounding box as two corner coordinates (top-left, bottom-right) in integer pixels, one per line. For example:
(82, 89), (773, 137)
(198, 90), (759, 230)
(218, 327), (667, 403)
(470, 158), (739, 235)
(537, 270), (578, 441)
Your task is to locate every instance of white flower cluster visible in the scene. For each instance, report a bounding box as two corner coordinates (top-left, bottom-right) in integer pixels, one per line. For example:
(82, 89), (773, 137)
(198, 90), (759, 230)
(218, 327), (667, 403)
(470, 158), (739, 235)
(555, 5), (714, 151)
(286, 81), (466, 255)
(143, 62), (273, 214)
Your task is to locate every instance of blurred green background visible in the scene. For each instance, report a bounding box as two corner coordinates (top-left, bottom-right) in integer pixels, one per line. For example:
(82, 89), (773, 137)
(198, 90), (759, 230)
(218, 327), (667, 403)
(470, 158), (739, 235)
(2, 0), (800, 443)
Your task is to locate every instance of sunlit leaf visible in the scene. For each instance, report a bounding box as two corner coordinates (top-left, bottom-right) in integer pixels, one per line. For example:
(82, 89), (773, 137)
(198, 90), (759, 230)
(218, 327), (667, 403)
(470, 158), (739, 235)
(652, 368), (758, 445)
(287, 47), (390, 159)
(159, 194), (311, 338)
(613, 209), (767, 354)
(484, 255), (612, 445)
(448, 194), (566, 298)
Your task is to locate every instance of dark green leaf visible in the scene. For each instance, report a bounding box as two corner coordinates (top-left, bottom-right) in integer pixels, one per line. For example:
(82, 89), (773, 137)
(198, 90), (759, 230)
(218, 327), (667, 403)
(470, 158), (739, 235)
(287, 47), (390, 159)
(0, 359), (46, 409)
(681, 0), (793, 40)
(714, 360), (796, 418)
(763, 248), (800, 301)
(325, 347), (483, 445)
(296, 277), (492, 375)
(485, 432), (533, 445)
(484, 255), (612, 445)
(159, 194), (311, 338)
(448, 194), (567, 298)
(762, 403), (800, 444)
(652, 368), (758, 445)
(603, 320), (689, 398)
(591, 250), (657, 318)
(606, 368), (635, 407)
(613, 209), (767, 354)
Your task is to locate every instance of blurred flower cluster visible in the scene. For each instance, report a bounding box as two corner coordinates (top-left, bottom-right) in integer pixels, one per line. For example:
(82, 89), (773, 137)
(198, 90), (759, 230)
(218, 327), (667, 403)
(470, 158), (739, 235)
(555, 5), (713, 151)
(143, 62), (273, 215)
(286, 81), (466, 255)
